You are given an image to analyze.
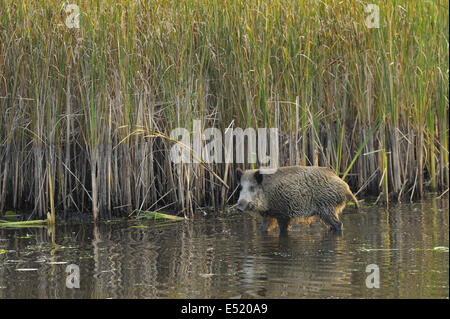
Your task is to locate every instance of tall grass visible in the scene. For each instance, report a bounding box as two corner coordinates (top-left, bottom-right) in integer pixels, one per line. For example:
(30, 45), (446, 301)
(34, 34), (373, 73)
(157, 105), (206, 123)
(0, 0), (448, 219)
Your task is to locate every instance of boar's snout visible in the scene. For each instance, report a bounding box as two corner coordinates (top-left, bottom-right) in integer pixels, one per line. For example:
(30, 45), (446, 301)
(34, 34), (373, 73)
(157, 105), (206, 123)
(236, 199), (248, 212)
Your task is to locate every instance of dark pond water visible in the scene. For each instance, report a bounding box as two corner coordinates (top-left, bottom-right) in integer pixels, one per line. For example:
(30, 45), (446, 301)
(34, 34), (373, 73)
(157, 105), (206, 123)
(0, 198), (448, 299)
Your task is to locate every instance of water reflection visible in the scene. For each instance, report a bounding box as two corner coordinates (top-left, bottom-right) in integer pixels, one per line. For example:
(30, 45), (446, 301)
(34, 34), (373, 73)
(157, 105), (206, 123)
(0, 198), (448, 298)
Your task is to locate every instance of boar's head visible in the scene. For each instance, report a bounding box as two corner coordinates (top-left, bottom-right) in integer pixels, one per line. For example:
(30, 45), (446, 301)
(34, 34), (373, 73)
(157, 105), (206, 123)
(235, 168), (269, 214)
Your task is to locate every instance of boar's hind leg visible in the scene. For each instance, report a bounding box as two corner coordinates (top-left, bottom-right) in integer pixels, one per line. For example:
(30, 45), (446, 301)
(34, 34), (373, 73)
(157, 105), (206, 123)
(319, 208), (343, 232)
(276, 217), (291, 234)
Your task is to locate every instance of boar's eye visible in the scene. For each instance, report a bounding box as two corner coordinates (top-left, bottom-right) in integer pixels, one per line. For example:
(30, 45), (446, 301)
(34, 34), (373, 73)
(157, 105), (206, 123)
(249, 186), (255, 192)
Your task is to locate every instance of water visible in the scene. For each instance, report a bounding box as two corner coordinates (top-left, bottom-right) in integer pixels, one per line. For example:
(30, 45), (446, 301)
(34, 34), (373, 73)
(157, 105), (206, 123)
(0, 198), (448, 299)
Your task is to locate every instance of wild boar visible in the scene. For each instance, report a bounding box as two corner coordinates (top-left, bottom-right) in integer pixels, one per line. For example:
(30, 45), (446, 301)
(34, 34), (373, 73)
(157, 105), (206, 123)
(236, 166), (359, 233)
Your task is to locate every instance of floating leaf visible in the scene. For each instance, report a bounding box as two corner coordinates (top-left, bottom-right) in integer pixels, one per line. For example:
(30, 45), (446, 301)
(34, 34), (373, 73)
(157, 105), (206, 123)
(5, 259), (25, 263)
(135, 210), (184, 221)
(3, 211), (20, 219)
(18, 234), (33, 239)
(35, 257), (47, 263)
(0, 219), (49, 228)
(0, 249), (6, 254)
(433, 246), (449, 252)
(359, 247), (399, 252)
(410, 247), (449, 252)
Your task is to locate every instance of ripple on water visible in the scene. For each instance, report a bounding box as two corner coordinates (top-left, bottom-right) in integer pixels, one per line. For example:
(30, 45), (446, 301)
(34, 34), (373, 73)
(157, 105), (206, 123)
(0, 199), (448, 298)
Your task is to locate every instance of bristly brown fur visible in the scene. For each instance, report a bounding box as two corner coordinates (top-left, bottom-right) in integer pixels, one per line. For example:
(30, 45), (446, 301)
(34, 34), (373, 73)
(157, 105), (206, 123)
(237, 166), (359, 232)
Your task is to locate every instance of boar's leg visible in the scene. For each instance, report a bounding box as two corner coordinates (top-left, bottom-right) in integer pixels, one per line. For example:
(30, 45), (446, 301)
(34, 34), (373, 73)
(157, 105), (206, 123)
(319, 209), (343, 232)
(276, 217), (291, 234)
(260, 217), (278, 232)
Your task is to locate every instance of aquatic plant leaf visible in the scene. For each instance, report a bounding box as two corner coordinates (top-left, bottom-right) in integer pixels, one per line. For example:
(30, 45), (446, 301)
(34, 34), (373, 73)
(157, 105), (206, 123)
(18, 234), (33, 239)
(0, 219), (49, 228)
(433, 246), (449, 252)
(134, 210), (184, 221)
(359, 247), (399, 252)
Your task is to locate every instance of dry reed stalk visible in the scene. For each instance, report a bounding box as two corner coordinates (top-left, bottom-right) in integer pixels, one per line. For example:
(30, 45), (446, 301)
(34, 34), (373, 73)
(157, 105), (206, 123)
(0, 0), (447, 219)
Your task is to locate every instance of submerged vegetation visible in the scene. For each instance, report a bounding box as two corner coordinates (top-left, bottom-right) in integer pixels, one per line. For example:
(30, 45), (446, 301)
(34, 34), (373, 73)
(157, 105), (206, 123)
(0, 0), (448, 220)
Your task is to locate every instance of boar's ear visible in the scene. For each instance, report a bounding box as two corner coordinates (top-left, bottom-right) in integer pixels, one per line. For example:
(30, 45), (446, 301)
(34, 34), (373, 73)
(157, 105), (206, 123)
(236, 167), (243, 182)
(254, 170), (263, 184)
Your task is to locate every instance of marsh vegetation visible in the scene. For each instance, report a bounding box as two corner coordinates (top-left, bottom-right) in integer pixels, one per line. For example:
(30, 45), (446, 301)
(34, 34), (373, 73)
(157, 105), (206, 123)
(0, 0), (448, 220)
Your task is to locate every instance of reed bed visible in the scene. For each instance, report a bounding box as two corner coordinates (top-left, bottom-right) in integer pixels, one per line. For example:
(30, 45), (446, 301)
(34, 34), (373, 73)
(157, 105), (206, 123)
(0, 0), (448, 219)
